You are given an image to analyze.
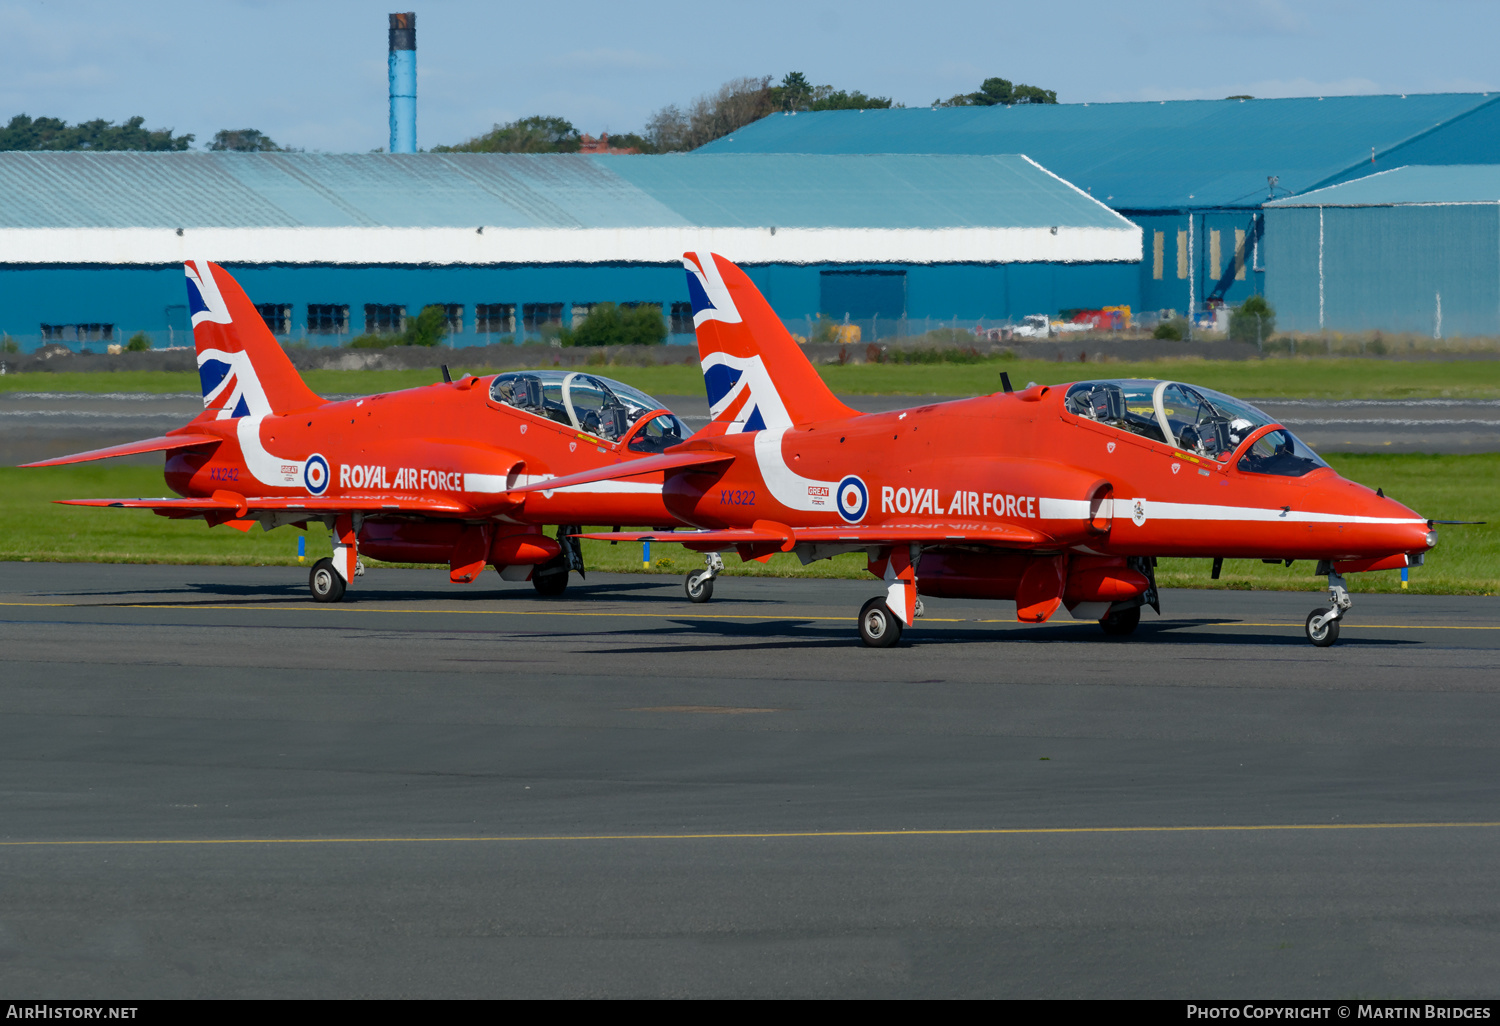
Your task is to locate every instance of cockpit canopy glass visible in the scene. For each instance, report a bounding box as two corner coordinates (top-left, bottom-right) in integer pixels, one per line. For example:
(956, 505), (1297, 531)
(1064, 378), (1329, 476)
(489, 370), (686, 452)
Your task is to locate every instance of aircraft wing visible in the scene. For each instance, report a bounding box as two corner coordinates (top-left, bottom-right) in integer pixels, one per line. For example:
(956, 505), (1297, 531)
(22, 433), (223, 467)
(577, 522), (1049, 548)
(505, 450), (734, 495)
(58, 495), (471, 517)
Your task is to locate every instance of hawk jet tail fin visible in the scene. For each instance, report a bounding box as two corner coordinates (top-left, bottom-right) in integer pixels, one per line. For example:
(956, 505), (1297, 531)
(683, 251), (856, 436)
(185, 260), (324, 420)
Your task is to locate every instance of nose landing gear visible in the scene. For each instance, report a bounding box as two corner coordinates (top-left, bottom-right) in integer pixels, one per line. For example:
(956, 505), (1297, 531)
(1305, 566), (1352, 647)
(684, 551), (723, 603)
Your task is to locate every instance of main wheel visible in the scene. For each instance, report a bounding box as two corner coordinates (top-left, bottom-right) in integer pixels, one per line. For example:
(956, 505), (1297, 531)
(309, 558), (345, 603)
(1306, 607), (1340, 647)
(858, 596), (903, 648)
(685, 569), (715, 603)
(1100, 605), (1141, 636)
(532, 557), (569, 597)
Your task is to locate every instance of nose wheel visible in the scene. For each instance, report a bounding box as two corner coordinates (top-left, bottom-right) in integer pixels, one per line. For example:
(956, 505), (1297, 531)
(684, 552), (723, 604)
(1305, 607), (1340, 646)
(1305, 567), (1352, 647)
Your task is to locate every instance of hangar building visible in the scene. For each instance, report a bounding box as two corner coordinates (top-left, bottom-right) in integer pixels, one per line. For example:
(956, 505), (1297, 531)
(696, 92), (1500, 320)
(0, 151), (1137, 351)
(1264, 165), (1500, 336)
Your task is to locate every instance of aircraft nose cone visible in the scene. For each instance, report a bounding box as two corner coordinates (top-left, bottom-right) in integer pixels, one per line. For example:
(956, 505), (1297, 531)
(1375, 494), (1433, 552)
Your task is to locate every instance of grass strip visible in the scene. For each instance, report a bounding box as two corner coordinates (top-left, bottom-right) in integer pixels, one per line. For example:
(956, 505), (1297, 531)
(5, 454), (1496, 595)
(6, 357), (1500, 400)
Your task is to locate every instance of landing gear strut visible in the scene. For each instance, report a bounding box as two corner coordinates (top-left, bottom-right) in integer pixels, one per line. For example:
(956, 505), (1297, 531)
(310, 512), (363, 602)
(1306, 565), (1352, 647)
(684, 552), (723, 603)
(857, 545), (920, 647)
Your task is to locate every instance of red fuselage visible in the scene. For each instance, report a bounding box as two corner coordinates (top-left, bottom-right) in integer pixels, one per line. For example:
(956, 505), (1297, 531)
(161, 375), (677, 563)
(660, 385), (1430, 575)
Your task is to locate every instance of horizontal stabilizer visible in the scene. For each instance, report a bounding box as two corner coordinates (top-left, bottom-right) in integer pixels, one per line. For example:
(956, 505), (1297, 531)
(506, 450), (734, 496)
(577, 522), (1049, 549)
(21, 433), (222, 468)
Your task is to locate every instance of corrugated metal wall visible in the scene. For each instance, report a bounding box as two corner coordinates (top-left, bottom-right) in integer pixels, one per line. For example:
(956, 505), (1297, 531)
(1265, 204), (1500, 335)
(0, 261), (1143, 351)
(1127, 211), (1266, 315)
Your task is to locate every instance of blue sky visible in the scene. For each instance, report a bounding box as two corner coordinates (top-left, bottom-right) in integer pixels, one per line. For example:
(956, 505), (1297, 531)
(4, 0), (1498, 153)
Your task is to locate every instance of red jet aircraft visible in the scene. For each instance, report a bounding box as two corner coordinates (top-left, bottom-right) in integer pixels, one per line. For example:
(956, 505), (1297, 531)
(513, 252), (1439, 648)
(23, 260), (695, 601)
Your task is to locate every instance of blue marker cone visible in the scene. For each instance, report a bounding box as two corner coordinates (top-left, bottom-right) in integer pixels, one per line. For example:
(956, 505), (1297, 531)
(298, 535), (306, 563)
(643, 540), (651, 568)
(1401, 566), (1408, 589)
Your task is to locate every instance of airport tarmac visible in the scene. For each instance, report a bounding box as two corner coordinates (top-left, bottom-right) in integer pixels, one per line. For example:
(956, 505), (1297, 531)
(2, 390), (1496, 465)
(1, 561), (1498, 997)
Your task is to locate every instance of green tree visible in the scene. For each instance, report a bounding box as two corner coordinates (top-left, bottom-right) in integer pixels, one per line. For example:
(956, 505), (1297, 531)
(435, 116), (581, 153)
(596, 132), (658, 154)
(209, 128), (282, 152)
(405, 304), (448, 347)
(348, 305), (449, 349)
(0, 114), (193, 151)
(568, 303), (666, 347)
(770, 72), (894, 113)
(777, 71), (814, 111)
(125, 332), (151, 351)
(1229, 295), (1276, 343)
(646, 77), (774, 152)
(934, 76), (1057, 107)
(809, 89), (893, 111)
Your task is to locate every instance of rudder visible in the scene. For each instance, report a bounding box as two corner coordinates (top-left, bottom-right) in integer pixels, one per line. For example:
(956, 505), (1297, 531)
(186, 260), (323, 420)
(683, 252), (855, 435)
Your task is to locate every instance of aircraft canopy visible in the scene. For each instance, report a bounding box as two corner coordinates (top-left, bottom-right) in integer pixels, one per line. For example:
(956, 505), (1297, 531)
(1064, 379), (1328, 478)
(490, 370), (687, 453)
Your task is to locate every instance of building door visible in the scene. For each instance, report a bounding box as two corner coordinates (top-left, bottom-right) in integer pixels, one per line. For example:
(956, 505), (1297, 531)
(819, 270), (907, 320)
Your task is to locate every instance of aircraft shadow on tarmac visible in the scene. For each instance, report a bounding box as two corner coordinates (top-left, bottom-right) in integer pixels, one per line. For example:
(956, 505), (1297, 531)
(582, 616), (1420, 654)
(35, 575), (787, 608)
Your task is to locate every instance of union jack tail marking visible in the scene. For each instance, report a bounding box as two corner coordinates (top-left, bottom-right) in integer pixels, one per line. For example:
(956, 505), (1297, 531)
(683, 252), (855, 435)
(185, 261), (323, 420)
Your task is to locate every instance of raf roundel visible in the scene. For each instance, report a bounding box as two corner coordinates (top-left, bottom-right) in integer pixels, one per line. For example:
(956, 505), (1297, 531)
(303, 453), (330, 496)
(836, 474), (869, 524)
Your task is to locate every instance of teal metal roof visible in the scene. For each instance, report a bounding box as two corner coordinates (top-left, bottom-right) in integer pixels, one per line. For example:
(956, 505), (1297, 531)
(607, 154), (1127, 229)
(694, 93), (1500, 211)
(0, 151), (1127, 231)
(1265, 164), (1500, 206)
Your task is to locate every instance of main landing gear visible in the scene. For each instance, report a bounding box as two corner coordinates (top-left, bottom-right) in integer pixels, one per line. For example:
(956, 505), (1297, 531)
(1100, 605), (1141, 636)
(1305, 566), (1352, 647)
(309, 556), (364, 602)
(309, 558), (344, 602)
(308, 513), (364, 602)
(857, 546), (921, 648)
(859, 596), (902, 648)
(533, 525), (585, 598)
(684, 552), (724, 603)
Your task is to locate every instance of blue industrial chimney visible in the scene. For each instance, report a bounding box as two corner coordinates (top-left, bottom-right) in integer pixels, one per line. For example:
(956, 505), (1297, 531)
(388, 12), (416, 154)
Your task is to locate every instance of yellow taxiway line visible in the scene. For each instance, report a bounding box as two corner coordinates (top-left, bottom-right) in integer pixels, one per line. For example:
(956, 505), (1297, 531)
(2, 821), (1497, 847)
(0, 600), (1496, 630)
